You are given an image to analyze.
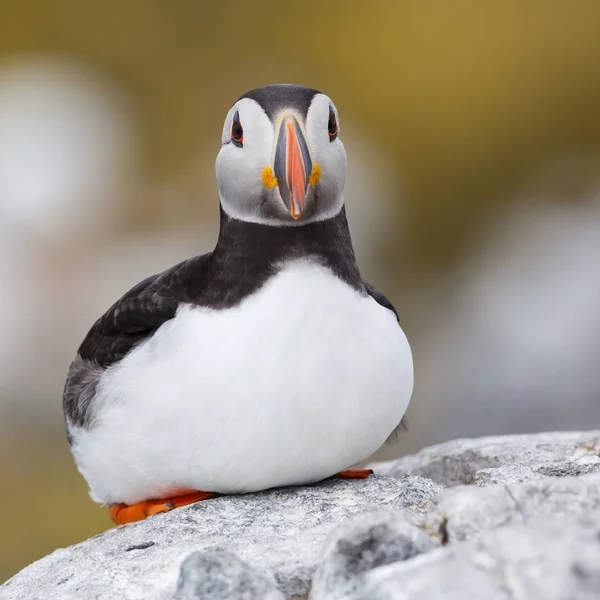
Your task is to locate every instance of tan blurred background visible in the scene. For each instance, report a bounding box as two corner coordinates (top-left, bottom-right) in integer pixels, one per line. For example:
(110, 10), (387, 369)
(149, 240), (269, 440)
(2, 0), (600, 581)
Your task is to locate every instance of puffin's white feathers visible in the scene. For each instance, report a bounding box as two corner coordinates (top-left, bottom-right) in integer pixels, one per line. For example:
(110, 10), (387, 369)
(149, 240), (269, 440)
(70, 260), (413, 505)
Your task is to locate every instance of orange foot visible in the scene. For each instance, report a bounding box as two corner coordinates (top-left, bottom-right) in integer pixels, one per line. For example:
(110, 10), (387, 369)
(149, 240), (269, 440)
(337, 469), (374, 479)
(109, 490), (217, 525)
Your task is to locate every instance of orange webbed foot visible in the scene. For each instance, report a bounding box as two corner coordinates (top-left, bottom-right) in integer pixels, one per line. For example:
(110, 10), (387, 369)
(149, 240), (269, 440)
(337, 469), (374, 479)
(109, 490), (217, 525)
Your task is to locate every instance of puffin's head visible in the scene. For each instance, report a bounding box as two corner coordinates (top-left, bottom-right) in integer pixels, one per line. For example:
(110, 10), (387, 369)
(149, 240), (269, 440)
(216, 84), (346, 225)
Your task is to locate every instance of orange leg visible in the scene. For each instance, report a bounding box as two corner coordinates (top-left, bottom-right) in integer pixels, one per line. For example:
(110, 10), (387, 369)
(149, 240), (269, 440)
(337, 469), (374, 479)
(109, 490), (217, 525)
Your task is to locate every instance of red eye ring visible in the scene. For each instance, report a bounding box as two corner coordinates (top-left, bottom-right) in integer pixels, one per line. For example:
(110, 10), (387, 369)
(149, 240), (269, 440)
(327, 105), (338, 141)
(231, 110), (244, 147)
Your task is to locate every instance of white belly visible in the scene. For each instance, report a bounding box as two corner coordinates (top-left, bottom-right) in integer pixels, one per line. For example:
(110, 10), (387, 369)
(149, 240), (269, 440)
(71, 260), (413, 504)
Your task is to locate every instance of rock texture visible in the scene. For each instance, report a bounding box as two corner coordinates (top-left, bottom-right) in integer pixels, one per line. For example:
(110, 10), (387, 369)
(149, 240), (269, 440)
(425, 471), (600, 543)
(369, 429), (600, 486)
(2, 429), (600, 600)
(0, 476), (442, 600)
(310, 509), (437, 600)
(357, 511), (600, 600)
(173, 551), (285, 600)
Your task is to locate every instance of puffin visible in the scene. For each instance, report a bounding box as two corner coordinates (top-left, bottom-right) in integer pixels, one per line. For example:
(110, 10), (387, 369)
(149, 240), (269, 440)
(63, 84), (414, 525)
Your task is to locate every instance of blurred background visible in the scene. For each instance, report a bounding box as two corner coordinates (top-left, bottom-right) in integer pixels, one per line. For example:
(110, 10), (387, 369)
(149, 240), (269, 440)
(2, 0), (600, 581)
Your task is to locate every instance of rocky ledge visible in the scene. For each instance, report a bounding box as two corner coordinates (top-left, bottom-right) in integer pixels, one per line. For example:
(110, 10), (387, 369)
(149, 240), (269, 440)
(2, 430), (600, 600)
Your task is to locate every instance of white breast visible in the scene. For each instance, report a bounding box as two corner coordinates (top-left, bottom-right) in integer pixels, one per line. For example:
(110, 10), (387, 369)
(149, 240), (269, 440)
(71, 260), (413, 505)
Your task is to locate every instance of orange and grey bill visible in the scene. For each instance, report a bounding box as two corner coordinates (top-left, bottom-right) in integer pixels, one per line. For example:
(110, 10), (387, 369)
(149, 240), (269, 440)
(285, 119), (308, 219)
(273, 115), (313, 219)
(109, 490), (217, 525)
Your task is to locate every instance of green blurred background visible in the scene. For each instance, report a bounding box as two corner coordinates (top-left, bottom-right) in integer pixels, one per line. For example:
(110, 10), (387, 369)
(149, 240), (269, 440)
(2, 0), (600, 582)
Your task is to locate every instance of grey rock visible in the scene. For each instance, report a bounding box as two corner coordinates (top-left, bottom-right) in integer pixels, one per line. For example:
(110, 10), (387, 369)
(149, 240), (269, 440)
(0, 475), (443, 600)
(174, 550), (284, 600)
(535, 460), (600, 478)
(310, 508), (438, 600)
(6, 430), (600, 600)
(473, 463), (546, 486)
(425, 471), (600, 542)
(356, 510), (600, 600)
(474, 460), (600, 486)
(369, 430), (600, 486)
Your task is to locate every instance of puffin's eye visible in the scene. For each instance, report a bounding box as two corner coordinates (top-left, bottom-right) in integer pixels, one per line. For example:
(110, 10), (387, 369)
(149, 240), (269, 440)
(327, 106), (338, 141)
(231, 110), (244, 147)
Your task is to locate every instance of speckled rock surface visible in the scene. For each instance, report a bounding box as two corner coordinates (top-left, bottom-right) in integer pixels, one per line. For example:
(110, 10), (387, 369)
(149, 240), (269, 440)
(173, 550), (285, 600)
(424, 471), (600, 542)
(310, 508), (438, 600)
(0, 476), (442, 600)
(369, 429), (600, 486)
(4, 430), (600, 600)
(355, 510), (600, 600)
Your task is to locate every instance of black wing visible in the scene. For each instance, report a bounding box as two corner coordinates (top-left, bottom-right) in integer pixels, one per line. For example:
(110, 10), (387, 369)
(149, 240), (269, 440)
(79, 253), (212, 368)
(64, 254), (212, 429)
(365, 282), (409, 440)
(364, 282), (398, 321)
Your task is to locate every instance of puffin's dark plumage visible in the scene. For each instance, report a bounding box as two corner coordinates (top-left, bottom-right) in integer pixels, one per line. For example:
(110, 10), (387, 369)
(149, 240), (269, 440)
(237, 84), (321, 122)
(64, 208), (400, 430)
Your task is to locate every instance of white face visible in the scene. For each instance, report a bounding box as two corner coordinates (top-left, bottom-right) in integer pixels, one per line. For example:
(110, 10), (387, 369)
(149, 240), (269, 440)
(215, 92), (347, 225)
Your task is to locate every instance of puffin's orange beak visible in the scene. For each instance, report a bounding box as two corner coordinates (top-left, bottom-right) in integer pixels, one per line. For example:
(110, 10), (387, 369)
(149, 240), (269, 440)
(273, 116), (313, 219)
